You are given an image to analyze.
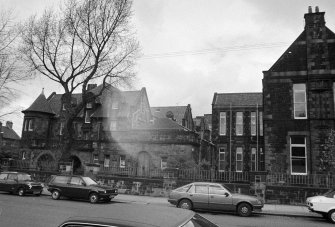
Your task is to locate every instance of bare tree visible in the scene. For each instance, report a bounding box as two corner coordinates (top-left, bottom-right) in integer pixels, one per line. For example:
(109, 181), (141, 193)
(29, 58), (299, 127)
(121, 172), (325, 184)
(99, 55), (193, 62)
(0, 10), (28, 119)
(20, 0), (139, 159)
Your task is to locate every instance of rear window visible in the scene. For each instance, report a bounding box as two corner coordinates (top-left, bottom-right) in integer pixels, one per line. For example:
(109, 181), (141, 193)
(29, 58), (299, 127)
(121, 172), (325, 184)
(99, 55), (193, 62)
(52, 176), (69, 184)
(0, 173), (8, 180)
(175, 184), (192, 192)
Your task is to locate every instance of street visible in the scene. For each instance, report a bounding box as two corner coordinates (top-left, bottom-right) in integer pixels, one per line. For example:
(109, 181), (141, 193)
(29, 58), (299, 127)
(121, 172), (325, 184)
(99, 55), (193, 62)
(0, 192), (330, 227)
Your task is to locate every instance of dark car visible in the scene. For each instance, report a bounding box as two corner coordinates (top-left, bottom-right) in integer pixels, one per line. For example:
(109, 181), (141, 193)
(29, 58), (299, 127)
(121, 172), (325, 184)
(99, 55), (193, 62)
(0, 171), (44, 196)
(58, 203), (219, 227)
(168, 182), (263, 217)
(47, 175), (118, 203)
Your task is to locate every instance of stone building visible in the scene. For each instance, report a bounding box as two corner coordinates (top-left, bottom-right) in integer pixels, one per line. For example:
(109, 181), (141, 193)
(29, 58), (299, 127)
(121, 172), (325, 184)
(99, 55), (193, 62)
(0, 121), (20, 160)
(20, 85), (203, 174)
(212, 93), (264, 172)
(263, 7), (335, 175)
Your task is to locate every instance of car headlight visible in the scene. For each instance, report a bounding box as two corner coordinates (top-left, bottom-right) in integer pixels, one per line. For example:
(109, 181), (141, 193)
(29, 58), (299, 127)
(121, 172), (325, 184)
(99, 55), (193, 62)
(27, 183), (32, 189)
(99, 190), (106, 194)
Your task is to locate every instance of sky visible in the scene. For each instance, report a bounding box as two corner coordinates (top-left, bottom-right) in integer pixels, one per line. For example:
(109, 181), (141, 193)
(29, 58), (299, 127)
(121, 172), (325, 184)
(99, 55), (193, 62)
(1, 0), (335, 135)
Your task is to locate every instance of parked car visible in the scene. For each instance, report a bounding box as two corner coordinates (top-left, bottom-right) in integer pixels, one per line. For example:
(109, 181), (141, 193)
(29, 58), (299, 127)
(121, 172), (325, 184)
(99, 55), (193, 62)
(306, 189), (335, 223)
(58, 204), (219, 227)
(168, 182), (263, 217)
(0, 171), (43, 196)
(47, 175), (118, 203)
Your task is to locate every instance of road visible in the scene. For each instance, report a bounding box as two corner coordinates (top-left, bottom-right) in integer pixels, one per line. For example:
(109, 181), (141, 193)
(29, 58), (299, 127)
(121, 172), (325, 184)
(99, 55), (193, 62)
(0, 192), (330, 227)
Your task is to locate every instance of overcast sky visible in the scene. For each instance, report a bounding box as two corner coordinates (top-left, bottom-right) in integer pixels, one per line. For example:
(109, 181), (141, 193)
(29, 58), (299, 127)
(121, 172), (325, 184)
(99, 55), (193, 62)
(2, 0), (335, 135)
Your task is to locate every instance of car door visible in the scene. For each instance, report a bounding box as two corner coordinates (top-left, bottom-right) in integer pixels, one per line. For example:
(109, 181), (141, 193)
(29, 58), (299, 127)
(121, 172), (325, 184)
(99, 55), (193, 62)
(67, 176), (89, 199)
(208, 185), (234, 211)
(51, 176), (70, 196)
(6, 173), (18, 192)
(0, 173), (8, 191)
(188, 184), (209, 209)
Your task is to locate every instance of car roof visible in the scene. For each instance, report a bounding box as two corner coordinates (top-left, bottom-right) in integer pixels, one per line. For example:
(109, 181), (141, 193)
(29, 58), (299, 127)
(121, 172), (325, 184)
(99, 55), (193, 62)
(59, 204), (195, 227)
(0, 171), (29, 175)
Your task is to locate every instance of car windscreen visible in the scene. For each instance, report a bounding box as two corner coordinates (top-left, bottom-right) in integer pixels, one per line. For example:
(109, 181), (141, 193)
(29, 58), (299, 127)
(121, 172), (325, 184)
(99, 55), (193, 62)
(17, 174), (32, 181)
(182, 214), (218, 227)
(323, 189), (335, 197)
(82, 177), (98, 186)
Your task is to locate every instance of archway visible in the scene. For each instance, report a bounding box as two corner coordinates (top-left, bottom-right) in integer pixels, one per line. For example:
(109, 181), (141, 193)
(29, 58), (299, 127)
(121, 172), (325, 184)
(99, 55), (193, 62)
(137, 151), (151, 177)
(70, 155), (83, 174)
(36, 153), (56, 171)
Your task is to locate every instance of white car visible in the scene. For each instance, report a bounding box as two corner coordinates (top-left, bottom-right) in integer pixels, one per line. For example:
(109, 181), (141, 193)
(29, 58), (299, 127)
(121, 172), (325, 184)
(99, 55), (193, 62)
(306, 189), (335, 223)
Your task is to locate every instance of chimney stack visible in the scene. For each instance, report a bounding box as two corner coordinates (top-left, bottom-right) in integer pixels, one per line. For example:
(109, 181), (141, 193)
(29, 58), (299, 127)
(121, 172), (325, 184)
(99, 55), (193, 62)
(315, 6), (319, 13)
(6, 121), (13, 129)
(308, 6), (312, 13)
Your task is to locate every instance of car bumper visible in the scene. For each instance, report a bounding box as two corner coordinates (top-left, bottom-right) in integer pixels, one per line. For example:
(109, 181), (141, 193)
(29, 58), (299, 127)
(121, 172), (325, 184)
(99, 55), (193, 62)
(98, 193), (118, 200)
(253, 205), (263, 211)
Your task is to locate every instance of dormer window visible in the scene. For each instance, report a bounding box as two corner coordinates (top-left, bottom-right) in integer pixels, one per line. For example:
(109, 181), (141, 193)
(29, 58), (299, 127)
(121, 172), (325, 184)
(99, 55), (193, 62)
(85, 111), (91, 123)
(112, 101), (119, 110)
(86, 102), (92, 109)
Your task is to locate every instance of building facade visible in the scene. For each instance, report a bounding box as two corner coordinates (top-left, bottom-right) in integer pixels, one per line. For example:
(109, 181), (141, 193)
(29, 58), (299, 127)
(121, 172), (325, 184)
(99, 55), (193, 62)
(0, 121), (20, 160)
(212, 93), (264, 172)
(263, 7), (335, 175)
(20, 85), (204, 174)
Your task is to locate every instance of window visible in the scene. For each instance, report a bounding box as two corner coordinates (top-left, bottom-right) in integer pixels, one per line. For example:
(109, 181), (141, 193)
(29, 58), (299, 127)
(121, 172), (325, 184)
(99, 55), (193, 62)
(291, 136), (307, 175)
(104, 155), (110, 167)
(120, 155), (126, 168)
(195, 185), (208, 194)
(293, 84), (307, 119)
(219, 112), (226, 135)
(0, 173), (7, 180)
(236, 112), (243, 135)
(62, 104), (66, 110)
(218, 148), (225, 172)
(53, 176), (69, 184)
(22, 151), (26, 160)
(85, 111), (91, 123)
(93, 154), (99, 164)
(259, 111), (263, 136)
(28, 119), (34, 131)
(70, 177), (84, 185)
(86, 102), (92, 109)
(236, 147), (243, 172)
(209, 185), (227, 195)
(60, 122), (64, 135)
(110, 121), (117, 131)
(251, 148), (257, 171)
(112, 101), (119, 110)
(161, 157), (167, 169)
(7, 173), (18, 181)
(251, 112), (256, 136)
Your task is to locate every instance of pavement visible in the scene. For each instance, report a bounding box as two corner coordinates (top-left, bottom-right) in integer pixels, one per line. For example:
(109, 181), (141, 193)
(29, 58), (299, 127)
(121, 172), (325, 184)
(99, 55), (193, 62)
(42, 188), (319, 218)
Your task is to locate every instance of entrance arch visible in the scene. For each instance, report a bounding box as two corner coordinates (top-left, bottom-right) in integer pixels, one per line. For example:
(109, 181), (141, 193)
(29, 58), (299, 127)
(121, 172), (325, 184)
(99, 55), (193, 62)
(137, 151), (151, 177)
(36, 153), (56, 171)
(70, 155), (83, 174)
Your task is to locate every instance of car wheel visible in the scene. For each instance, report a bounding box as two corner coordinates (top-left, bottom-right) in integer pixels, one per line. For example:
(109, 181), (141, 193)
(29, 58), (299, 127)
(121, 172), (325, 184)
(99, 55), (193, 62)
(237, 203), (252, 217)
(51, 190), (61, 200)
(328, 210), (335, 223)
(18, 188), (25, 196)
(178, 199), (192, 210)
(89, 193), (99, 204)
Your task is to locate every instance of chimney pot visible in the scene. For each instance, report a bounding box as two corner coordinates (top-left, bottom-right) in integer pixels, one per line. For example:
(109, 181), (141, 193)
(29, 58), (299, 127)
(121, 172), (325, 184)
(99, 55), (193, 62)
(315, 6), (319, 13)
(308, 6), (312, 13)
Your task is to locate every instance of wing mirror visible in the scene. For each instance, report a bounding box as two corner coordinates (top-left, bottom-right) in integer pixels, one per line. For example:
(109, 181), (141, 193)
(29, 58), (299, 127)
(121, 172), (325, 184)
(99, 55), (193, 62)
(224, 192), (229, 197)
(81, 182), (86, 186)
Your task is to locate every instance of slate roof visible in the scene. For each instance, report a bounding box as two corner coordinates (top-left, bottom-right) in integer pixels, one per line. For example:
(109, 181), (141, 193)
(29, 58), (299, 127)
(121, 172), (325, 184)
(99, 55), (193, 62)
(151, 106), (187, 126)
(1, 125), (20, 140)
(213, 93), (262, 107)
(142, 118), (186, 130)
(22, 92), (55, 115)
